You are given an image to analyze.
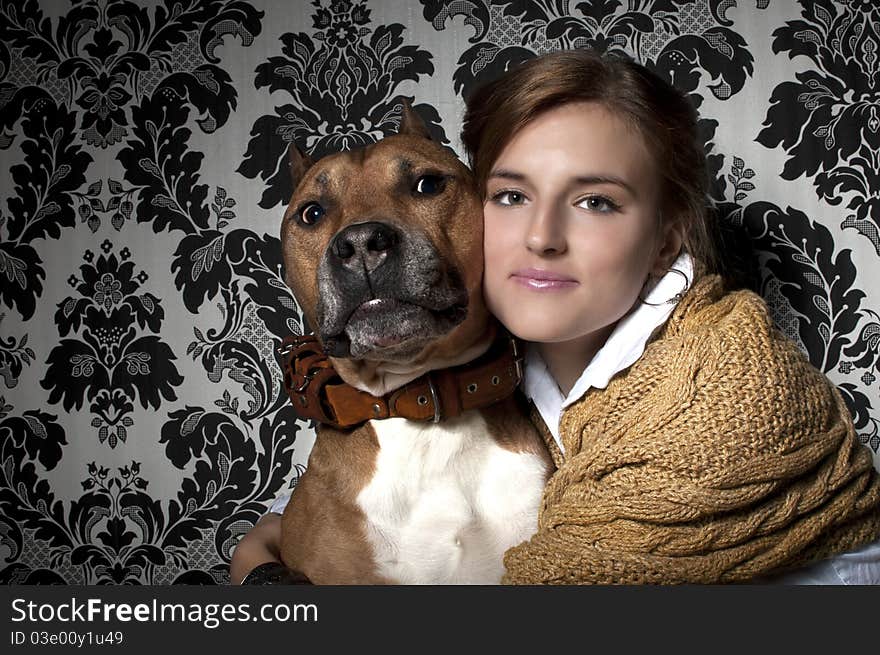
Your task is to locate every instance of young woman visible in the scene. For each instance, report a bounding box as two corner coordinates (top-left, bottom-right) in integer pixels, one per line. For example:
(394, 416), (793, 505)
(231, 49), (880, 584)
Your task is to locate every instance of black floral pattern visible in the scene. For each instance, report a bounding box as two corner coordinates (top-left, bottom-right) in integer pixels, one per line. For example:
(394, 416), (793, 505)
(239, 0), (447, 209)
(0, 0), (878, 584)
(757, 0), (880, 254)
(41, 242), (182, 448)
(0, 0), (306, 585)
(421, 0), (763, 97)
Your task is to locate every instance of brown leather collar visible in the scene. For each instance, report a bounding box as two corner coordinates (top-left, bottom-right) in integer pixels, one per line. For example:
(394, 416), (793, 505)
(276, 334), (524, 430)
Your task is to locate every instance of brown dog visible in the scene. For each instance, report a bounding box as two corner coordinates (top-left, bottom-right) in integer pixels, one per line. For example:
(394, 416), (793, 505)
(277, 103), (552, 584)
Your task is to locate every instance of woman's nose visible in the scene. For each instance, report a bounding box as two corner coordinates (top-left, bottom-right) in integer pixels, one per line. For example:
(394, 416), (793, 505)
(525, 204), (567, 255)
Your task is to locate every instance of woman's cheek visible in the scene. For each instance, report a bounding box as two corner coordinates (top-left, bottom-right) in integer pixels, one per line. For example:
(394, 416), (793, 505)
(481, 260), (505, 318)
(483, 275), (505, 319)
(482, 210), (506, 281)
(481, 255), (509, 322)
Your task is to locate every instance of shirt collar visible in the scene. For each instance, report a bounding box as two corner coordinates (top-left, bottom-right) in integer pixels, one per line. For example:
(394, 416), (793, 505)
(522, 253), (694, 454)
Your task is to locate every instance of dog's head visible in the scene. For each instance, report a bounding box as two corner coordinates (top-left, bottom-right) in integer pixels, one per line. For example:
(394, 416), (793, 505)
(280, 103), (490, 389)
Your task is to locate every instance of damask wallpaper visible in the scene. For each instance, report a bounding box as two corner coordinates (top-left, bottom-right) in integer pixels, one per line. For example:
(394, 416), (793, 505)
(1, 0), (878, 585)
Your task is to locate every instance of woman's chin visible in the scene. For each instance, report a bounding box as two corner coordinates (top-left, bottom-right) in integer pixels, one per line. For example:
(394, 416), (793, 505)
(497, 319), (573, 345)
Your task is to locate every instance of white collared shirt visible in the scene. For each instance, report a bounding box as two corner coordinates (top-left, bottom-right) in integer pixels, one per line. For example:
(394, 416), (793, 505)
(520, 252), (880, 585)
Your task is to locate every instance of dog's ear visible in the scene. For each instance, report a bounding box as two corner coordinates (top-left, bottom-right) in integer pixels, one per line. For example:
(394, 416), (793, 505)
(397, 99), (431, 140)
(288, 141), (314, 190)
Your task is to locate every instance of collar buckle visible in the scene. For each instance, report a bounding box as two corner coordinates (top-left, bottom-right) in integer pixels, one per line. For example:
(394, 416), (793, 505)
(294, 370), (318, 393)
(510, 336), (524, 383)
(426, 375), (442, 423)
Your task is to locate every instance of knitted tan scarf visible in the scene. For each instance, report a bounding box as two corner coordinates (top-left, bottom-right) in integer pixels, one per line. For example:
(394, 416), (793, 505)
(503, 275), (880, 584)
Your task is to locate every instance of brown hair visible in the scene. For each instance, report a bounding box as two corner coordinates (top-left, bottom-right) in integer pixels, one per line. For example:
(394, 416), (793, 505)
(460, 49), (717, 277)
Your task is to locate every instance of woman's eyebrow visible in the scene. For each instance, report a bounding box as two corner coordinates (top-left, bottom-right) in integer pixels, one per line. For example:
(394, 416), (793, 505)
(487, 168), (526, 181)
(572, 174), (638, 197)
(489, 169), (638, 198)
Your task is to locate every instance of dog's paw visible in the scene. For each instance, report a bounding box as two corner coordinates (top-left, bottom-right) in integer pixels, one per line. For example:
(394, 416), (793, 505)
(240, 561), (313, 585)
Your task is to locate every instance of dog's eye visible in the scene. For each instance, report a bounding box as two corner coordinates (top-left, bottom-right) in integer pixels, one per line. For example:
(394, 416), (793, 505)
(299, 202), (325, 226)
(414, 175), (446, 196)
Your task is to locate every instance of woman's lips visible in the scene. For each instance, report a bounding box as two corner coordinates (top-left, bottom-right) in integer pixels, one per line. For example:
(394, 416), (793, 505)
(510, 268), (579, 290)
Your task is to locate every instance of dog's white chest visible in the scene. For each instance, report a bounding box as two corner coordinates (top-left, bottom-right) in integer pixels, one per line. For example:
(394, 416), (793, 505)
(356, 415), (548, 584)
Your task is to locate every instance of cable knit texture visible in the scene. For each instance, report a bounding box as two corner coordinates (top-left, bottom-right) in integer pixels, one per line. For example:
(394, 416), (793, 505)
(503, 275), (880, 584)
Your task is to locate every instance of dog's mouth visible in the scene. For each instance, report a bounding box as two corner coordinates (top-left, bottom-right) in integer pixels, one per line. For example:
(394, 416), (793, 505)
(324, 296), (468, 360)
(348, 297), (402, 322)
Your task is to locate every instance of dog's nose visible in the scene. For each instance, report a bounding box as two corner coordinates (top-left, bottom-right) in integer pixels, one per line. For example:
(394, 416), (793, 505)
(331, 222), (400, 273)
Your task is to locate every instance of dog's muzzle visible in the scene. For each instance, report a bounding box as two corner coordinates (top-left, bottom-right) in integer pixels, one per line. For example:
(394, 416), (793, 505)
(315, 221), (468, 360)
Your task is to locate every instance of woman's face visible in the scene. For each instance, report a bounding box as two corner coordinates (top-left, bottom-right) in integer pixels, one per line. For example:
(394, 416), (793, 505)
(482, 101), (681, 349)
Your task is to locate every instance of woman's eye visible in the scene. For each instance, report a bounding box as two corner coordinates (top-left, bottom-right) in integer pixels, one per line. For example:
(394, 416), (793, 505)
(299, 202), (326, 225)
(577, 195), (619, 213)
(493, 190), (526, 206)
(414, 175), (446, 195)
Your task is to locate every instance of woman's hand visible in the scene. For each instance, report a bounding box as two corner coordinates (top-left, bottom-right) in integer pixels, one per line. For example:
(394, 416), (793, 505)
(229, 512), (283, 584)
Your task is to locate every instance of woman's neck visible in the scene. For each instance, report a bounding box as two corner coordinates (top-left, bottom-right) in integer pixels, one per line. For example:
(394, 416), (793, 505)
(536, 324), (615, 397)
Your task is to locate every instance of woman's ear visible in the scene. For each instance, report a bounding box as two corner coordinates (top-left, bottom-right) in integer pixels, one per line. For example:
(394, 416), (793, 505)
(651, 218), (685, 276)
